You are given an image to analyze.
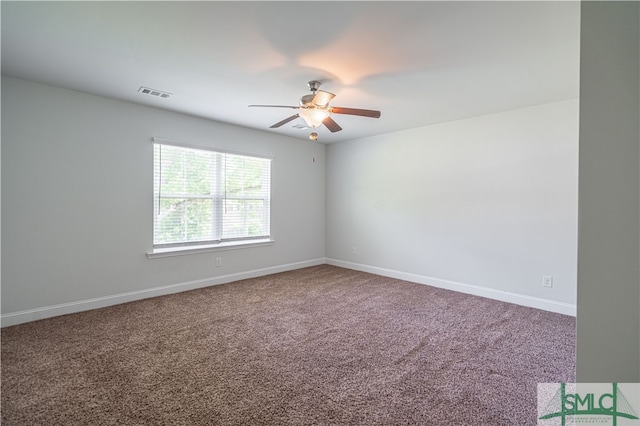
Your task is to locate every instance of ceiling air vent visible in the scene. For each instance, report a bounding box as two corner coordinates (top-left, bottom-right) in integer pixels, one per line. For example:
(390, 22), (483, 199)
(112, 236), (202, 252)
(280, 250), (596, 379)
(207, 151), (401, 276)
(138, 86), (172, 99)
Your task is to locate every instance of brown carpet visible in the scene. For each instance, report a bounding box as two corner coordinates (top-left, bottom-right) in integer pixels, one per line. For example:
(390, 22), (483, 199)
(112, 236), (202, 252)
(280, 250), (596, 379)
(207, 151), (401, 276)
(1, 265), (575, 425)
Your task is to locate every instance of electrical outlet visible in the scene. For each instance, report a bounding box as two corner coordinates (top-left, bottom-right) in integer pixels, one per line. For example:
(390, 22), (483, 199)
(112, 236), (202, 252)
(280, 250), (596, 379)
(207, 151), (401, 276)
(352, 247), (357, 256)
(216, 257), (222, 267)
(542, 275), (553, 288)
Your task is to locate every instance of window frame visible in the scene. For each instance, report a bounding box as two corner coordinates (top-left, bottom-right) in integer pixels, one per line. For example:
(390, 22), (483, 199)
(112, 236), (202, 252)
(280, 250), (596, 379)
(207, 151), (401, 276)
(148, 137), (273, 258)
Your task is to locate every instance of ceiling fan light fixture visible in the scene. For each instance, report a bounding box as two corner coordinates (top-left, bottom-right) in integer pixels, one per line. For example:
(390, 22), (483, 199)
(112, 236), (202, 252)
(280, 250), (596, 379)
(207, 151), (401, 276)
(298, 107), (329, 128)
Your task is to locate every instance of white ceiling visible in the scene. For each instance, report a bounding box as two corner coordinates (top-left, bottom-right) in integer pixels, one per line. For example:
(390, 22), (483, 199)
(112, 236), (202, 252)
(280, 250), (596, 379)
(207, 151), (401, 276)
(1, 1), (580, 144)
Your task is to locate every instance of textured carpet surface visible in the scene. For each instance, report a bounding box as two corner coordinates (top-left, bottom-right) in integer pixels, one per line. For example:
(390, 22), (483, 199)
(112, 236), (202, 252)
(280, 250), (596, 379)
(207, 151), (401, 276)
(1, 265), (575, 425)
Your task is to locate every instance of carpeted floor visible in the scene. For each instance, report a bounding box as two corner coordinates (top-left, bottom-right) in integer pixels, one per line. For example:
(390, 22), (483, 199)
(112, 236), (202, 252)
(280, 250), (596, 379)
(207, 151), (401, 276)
(1, 265), (575, 425)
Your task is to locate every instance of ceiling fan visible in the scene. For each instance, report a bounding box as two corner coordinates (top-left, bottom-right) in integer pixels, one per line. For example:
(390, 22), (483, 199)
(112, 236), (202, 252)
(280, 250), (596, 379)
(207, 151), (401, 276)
(249, 81), (381, 133)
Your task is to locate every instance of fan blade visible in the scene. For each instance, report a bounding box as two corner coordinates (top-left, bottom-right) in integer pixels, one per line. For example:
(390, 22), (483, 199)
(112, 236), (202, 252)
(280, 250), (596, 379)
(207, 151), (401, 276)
(269, 114), (299, 128)
(312, 90), (335, 107)
(330, 107), (381, 118)
(249, 105), (299, 109)
(322, 116), (343, 133)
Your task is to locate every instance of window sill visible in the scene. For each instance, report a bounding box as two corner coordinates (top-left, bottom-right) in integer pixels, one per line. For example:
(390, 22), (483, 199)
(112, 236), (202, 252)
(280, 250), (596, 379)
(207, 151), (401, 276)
(146, 239), (274, 259)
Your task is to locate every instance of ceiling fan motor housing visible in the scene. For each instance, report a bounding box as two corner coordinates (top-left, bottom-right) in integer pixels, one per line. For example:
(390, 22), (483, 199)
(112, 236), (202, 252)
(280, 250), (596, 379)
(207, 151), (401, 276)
(300, 94), (315, 107)
(301, 81), (323, 106)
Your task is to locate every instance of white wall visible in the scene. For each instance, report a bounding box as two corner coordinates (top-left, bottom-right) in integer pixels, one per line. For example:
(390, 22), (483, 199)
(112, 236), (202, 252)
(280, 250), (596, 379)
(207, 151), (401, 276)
(577, 1), (640, 382)
(1, 76), (326, 325)
(326, 99), (579, 314)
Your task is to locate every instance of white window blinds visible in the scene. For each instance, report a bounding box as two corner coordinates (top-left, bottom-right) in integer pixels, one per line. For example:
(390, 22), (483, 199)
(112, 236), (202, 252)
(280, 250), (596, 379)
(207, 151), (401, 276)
(153, 140), (271, 248)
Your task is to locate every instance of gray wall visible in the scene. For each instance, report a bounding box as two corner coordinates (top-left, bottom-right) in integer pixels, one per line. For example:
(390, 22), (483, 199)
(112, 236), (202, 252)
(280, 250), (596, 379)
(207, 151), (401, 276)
(326, 100), (579, 314)
(1, 76), (326, 324)
(577, 1), (640, 382)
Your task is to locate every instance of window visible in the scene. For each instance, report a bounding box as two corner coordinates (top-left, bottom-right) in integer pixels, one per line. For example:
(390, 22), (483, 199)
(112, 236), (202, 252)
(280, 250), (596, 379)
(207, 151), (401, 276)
(152, 139), (271, 252)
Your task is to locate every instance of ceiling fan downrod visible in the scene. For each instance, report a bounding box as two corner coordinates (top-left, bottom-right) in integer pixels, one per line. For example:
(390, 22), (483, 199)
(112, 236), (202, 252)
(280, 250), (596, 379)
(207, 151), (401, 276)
(307, 80), (322, 93)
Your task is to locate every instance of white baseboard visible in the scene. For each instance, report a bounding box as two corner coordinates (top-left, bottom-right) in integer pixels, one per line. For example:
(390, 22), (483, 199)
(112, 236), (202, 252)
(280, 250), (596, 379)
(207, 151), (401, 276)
(1, 258), (326, 327)
(1, 257), (576, 327)
(326, 258), (576, 316)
